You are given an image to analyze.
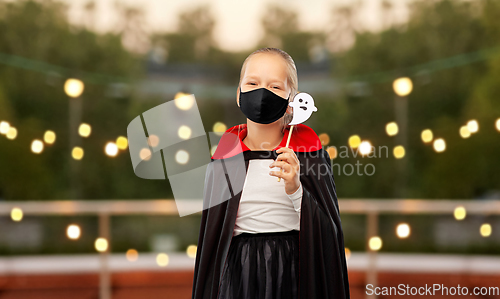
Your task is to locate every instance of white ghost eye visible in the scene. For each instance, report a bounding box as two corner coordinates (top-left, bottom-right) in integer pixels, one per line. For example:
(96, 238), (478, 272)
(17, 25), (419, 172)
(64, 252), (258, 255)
(306, 101), (308, 104)
(299, 99), (303, 102)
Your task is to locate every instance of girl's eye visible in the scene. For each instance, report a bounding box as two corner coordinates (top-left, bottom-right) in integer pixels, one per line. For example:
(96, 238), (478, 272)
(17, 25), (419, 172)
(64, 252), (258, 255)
(248, 82), (256, 85)
(273, 86), (280, 89)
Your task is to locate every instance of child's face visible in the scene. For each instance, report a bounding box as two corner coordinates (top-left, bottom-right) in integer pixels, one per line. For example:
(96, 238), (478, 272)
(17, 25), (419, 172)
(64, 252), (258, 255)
(237, 53), (290, 107)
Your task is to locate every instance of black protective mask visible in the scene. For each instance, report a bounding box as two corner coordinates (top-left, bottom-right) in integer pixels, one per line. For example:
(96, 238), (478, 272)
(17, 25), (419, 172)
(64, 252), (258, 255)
(238, 86), (290, 124)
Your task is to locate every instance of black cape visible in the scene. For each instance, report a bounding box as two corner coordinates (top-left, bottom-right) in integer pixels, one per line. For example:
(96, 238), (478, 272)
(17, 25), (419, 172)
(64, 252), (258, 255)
(192, 123), (350, 299)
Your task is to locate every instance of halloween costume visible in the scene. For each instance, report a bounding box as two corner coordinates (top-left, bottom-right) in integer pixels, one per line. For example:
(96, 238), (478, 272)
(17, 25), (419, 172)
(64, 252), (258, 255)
(191, 123), (350, 299)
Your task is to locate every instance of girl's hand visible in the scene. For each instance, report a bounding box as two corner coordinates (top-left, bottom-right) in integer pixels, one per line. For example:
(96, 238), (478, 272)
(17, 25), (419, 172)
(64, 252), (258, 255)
(269, 147), (301, 195)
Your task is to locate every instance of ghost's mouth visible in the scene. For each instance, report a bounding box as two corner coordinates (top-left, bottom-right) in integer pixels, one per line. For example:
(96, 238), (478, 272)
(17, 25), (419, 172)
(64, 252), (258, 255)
(300, 106), (307, 110)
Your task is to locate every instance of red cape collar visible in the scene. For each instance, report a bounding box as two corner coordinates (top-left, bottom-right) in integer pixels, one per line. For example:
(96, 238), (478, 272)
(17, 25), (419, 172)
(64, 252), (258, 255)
(211, 123), (322, 159)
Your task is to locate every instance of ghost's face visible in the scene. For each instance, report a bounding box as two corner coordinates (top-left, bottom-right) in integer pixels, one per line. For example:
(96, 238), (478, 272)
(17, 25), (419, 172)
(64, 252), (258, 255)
(295, 96), (317, 112)
(288, 93), (317, 125)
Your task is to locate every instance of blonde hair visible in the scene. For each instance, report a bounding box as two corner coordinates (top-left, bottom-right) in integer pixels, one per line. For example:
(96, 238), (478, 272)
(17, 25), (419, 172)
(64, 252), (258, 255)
(238, 47), (298, 133)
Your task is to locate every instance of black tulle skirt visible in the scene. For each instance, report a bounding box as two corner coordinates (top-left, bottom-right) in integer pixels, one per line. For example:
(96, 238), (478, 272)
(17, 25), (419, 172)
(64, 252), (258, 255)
(217, 230), (300, 299)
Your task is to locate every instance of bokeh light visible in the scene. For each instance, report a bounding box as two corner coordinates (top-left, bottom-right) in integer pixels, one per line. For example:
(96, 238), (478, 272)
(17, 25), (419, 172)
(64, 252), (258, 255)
(480, 223), (492, 237)
(148, 134), (160, 147)
(186, 245), (197, 258)
(175, 149), (189, 164)
(31, 139), (44, 154)
(368, 236), (382, 251)
(454, 206), (466, 220)
(326, 146), (337, 159)
(78, 123), (91, 137)
(467, 119), (479, 133)
(11, 207), (23, 222)
(178, 125), (192, 140)
(140, 148), (152, 161)
(459, 126), (471, 138)
(95, 238), (108, 252)
(433, 138), (446, 152)
(126, 249), (139, 261)
(174, 93), (194, 110)
(6, 127), (17, 140)
(386, 122), (399, 136)
(393, 145), (405, 159)
(0, 121), (10, 134)
(318, 133), (330, 146)
(116, 136), (128, 150)
(66, 224), (81, 240)
(156, 253), (169, 267)
(64, 78), (84, 98)
(421, 129), (433, 143)
(105, 142), (118, 157)
(345, 248), (351, 260)
(396, 223), (410, 238)
(72, 147), (84, 160)
(348, 135), (361, 148)
(213, 122), (227, 134)
(393, 77), (413, 96)
(359, 140), (372, 156)
(44, 130), (56, 144)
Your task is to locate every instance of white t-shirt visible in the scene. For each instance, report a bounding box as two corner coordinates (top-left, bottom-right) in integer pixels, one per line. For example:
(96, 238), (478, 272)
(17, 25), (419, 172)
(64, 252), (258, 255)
(233, 159), (303, 236)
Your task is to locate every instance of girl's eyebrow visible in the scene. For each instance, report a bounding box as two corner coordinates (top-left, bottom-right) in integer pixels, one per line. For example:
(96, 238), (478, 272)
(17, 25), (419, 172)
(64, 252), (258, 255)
(245, 75), (285, 85)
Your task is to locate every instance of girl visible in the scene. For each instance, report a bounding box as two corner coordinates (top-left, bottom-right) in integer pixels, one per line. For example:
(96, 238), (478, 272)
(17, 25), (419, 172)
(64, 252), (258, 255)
(192, 48), (350, 299)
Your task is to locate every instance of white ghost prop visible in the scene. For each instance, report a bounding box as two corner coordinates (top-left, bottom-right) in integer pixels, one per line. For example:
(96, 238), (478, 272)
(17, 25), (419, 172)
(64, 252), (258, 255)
(277, 92), (318, 182)
(288, 92), (317, 125)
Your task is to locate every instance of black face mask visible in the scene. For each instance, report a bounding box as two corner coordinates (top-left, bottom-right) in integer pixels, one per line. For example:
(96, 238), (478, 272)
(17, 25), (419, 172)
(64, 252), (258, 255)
(238, 86), (290, 124)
